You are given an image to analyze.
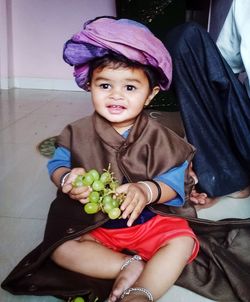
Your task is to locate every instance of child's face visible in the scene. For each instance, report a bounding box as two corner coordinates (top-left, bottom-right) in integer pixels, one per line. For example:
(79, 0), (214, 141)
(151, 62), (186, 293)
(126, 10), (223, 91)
(89, 65), (159, 133)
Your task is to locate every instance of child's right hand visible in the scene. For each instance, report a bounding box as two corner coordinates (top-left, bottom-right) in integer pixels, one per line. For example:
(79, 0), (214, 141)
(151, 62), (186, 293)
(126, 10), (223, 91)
(116, 183), (148, 227)
(62, 168), (92, 203)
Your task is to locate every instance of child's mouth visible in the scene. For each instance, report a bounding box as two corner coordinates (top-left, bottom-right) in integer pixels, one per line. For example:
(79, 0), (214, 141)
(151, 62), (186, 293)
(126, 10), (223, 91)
(107, 105), (126, 114)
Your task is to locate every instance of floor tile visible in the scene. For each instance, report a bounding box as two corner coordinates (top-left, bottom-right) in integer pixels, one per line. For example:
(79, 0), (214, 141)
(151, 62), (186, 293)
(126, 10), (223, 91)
(0, 144), (55, 218)
(198, 195), (250, 220)
(0, 217), (63, 302)
(159, 285), (214, 301)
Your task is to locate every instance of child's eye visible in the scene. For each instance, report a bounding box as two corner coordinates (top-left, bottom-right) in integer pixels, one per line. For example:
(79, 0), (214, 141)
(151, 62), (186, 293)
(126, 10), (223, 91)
(126, 85), (136, 91)
(100, 83), (111, 89)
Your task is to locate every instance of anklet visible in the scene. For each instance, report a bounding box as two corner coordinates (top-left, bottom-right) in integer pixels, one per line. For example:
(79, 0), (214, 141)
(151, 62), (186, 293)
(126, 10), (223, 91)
(120, 287), (154, 301)
(120, 255), (142, 271)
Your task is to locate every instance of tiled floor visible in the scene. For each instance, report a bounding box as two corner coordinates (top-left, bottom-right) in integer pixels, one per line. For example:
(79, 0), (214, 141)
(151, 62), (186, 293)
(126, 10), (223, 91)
(0, 88), (249, 302)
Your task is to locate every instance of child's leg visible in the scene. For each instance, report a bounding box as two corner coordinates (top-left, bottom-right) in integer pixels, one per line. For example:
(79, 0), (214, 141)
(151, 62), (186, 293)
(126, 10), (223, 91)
(51, 233), (144, 280)
(109, 236), (195, 302)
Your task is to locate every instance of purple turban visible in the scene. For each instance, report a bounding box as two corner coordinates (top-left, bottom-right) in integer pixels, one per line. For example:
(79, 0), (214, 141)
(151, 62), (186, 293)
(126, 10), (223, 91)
(63, 17), (172, 91)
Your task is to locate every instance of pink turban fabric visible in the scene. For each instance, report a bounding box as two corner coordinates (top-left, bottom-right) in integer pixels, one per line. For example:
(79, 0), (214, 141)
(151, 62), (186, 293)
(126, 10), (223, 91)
(63, 17), (172, 91)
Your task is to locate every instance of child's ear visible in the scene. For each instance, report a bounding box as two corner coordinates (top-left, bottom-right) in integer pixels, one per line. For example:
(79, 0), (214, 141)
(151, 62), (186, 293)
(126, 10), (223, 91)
(145, 86), (160, 106)
(86, 82), (91, 91)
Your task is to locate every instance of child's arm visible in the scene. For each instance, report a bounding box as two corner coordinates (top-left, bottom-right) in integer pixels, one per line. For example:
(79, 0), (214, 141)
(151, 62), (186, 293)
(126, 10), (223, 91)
(50, 166), (71, 188)
(117, 180), (177, 227)
(117, 161), (190, 226)
(48, 147), (91, 203)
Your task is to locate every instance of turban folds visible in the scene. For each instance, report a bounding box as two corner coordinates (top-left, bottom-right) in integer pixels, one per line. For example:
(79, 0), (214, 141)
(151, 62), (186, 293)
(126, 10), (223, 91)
(63, 17), (172, 91)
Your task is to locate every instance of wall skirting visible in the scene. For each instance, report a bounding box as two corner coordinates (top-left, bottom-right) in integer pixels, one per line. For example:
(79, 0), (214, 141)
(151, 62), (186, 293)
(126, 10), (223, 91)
(0, 77), (13, 89)
(0, 77), (81, 91)
(14, 77), (82, 91)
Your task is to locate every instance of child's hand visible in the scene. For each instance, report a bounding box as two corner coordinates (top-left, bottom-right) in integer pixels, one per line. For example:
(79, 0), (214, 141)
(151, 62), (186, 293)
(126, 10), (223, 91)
(62, 168), (91, 203)
(116, 183), (148, 227)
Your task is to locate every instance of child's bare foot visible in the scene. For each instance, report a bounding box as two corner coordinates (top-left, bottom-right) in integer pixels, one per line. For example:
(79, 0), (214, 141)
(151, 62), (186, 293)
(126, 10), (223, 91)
(108, 255), (145, 302)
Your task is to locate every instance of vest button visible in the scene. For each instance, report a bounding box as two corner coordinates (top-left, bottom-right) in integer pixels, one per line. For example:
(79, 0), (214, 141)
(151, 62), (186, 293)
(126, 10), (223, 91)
(28, 284), (38, 292)
(25, 272), (33, 277)
(66, 227), (75, 234)
(23, 259), (31, 267)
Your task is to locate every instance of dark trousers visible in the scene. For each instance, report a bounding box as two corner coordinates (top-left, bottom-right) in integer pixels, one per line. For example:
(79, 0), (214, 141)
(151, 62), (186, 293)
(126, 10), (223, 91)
(164, 22), (250, 196)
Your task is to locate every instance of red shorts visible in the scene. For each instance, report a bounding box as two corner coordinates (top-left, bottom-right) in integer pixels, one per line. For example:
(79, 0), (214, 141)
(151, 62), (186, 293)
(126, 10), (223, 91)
(90, 215), (199, 263)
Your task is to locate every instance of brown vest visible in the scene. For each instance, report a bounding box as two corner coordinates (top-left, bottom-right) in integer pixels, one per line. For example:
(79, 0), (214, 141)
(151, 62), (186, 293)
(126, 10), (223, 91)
(57, 110), (195, 188)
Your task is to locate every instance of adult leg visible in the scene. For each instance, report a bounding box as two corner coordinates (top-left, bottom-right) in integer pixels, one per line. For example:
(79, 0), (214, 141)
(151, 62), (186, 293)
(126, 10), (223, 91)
(109, 236), (195, 302)
(164, 22), (250, 197)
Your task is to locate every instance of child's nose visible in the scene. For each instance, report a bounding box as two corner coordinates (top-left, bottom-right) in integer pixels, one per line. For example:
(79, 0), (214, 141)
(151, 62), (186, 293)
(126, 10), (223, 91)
(110, 87), (123, 100)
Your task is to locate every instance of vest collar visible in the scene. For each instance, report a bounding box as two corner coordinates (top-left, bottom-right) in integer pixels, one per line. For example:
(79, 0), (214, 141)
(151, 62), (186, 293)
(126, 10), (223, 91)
(93, 111), (149, 151)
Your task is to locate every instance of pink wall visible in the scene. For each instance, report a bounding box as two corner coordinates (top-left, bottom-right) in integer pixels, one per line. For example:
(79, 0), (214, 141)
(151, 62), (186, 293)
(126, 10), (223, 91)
(1, 0), (116, 89)
(0, 0), (13, 88)
(12, 0), (116, 79)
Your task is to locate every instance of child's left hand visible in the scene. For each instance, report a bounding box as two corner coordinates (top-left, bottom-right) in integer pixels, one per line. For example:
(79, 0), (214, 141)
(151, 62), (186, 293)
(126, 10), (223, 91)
(116, 183), (148, 227)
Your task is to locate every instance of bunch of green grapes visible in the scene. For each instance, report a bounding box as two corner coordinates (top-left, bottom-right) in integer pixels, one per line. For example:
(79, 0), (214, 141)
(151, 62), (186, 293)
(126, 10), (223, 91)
(72, 297), (99, 302)
(72, 166), (125, 219)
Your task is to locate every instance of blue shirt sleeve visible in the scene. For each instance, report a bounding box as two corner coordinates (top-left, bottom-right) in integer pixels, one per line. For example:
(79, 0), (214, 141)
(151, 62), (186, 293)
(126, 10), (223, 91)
(154, 161), (188, 207)
(47, 147), (71, 176)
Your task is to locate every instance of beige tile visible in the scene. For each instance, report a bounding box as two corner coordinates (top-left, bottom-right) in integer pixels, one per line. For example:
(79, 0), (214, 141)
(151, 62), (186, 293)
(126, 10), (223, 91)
(159, 285), (214, 302)
(198, 194), (250, 220)
(0, 217), (63, 301)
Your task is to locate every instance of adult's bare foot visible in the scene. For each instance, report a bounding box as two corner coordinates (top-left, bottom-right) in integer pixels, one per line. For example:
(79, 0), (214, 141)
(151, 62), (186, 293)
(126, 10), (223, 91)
(192, 186), (250, 211)
(226, 186), (250, 199)
(108, 255), (145, 302)
(190, 188), (220, 210)
(194, 197), (220, 211)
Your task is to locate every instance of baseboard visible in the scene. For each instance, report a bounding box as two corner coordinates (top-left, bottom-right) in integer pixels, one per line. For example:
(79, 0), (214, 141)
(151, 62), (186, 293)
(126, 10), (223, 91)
(0, 77), (14, 89)
(1, 77), (82, 91)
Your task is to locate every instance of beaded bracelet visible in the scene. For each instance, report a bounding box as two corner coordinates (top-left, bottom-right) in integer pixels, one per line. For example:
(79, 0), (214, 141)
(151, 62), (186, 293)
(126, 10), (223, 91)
(147, 179), (162, 203)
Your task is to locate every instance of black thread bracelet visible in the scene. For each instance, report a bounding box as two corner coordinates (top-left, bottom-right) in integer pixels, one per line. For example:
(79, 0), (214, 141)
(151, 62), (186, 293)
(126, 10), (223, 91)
(147, 179), (162, 203)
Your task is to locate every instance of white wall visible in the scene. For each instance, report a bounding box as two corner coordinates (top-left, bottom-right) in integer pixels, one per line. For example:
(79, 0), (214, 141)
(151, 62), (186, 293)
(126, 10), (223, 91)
(0, 0), (116, 90)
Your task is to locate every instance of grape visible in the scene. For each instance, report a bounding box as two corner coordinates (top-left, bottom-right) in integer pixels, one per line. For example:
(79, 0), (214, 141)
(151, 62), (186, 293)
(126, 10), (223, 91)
(92, 180), (105, 191)
(108, 207), (121, 219)
(100, 171), (111, 184)
(84, 203), (99, 214)
(110, 180), (119, 190)
(111, 199), (120, 208)
(82, 173), (94, 186)
(88, 169), (100, 181)
(72, 297), (85, 302)
(72, 175), (84, 187)
(88, 191), (100, 203)
(103, 202), (114, 213)
(102, 195), (113, 205)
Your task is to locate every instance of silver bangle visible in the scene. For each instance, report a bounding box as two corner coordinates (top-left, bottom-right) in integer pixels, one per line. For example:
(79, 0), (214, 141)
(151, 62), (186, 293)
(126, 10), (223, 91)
(120, 287), (154, 301)
(120, 255), (142, 271)
(138, 181), (153, 204)
(60, 172), (71, 187)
